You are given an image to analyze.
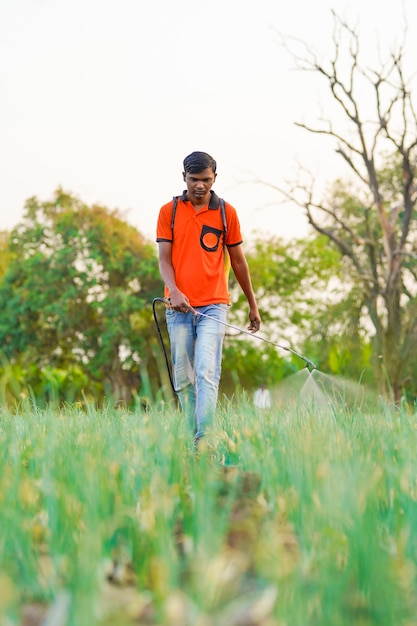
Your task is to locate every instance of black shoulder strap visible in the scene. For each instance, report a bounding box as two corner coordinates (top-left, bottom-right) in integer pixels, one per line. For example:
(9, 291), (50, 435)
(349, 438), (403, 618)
(219, 198), (227, 235)
(171, 195), (227, 236)
(170, 196), (179, 231)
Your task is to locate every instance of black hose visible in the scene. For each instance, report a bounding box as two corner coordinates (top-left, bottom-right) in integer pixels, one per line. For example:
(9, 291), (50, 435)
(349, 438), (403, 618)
(152, 298), (176, 393)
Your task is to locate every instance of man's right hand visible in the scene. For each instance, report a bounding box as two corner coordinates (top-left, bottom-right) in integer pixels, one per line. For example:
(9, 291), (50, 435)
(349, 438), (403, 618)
(168, 290), (194, 314)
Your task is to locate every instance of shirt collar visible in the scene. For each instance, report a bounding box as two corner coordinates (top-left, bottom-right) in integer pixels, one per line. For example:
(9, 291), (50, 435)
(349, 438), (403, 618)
(180, 190), (220, 210)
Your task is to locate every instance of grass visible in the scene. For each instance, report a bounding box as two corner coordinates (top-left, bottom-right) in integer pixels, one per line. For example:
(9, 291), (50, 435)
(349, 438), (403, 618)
(1, 391), (417, 625)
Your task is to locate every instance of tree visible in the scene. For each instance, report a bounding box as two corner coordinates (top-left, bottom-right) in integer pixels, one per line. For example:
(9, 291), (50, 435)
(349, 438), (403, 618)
(222, 233), (373, 387)
(0, 231), (11, 281)
(0, 189), (163, 405)
(270, 13), (417, 400)
(228, 234), (345, 364)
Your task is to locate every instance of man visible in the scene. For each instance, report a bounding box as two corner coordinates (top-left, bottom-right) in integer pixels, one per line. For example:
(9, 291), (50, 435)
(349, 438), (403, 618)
(156, 151), (261, 444)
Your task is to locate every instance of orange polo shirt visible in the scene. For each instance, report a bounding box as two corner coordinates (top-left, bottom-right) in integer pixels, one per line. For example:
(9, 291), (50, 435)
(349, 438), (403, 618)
(156, 191), (243, 306)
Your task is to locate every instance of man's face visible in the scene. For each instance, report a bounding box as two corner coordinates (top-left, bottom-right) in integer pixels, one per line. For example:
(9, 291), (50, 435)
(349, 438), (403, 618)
(183, 167), (217, 203)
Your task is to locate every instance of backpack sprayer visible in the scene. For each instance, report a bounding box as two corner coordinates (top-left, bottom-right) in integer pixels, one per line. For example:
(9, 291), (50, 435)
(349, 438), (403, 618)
(152, 297), (317, 392)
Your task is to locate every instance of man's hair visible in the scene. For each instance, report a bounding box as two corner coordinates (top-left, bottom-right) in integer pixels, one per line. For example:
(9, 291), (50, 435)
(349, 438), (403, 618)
(183, 151), (217, 174)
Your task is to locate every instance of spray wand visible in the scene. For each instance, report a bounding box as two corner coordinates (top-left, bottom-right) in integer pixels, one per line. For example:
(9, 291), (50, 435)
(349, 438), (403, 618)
(194, 308), (317, 371)
(152, 298), (317, 390)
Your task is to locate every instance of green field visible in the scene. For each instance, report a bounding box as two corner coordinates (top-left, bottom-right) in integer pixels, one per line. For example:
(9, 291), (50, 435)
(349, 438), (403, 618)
(1, 387), (417, 626)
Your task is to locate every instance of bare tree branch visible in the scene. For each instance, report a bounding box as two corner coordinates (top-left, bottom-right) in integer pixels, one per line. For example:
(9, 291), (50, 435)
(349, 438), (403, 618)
(270, 10), (417, 398)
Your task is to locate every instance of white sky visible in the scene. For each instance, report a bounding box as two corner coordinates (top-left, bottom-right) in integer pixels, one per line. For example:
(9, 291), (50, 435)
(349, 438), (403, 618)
(1, 0), (416, 242)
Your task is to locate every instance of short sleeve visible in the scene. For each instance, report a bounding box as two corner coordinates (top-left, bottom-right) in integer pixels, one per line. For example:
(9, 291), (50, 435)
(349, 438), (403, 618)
(224, 203), (243, 247)
(156, 201), (174, 243)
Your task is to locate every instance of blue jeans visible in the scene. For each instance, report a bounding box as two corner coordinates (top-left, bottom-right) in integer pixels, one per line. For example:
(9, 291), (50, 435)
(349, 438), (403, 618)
(166, 304), (227, 439)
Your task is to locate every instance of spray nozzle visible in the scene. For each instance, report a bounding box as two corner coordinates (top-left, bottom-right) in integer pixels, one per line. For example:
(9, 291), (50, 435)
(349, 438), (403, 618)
(304, 360), (317, 373)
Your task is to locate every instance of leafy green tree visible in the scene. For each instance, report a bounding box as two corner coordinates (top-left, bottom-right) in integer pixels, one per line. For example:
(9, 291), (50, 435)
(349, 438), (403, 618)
(0, 188), (163, 405)
(228, 235), (338, 357)
(221, 338), (296, 399)
(271, 14), (417, 400)
(0, 231), (11, 281)
(225, 231), (374, 389)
